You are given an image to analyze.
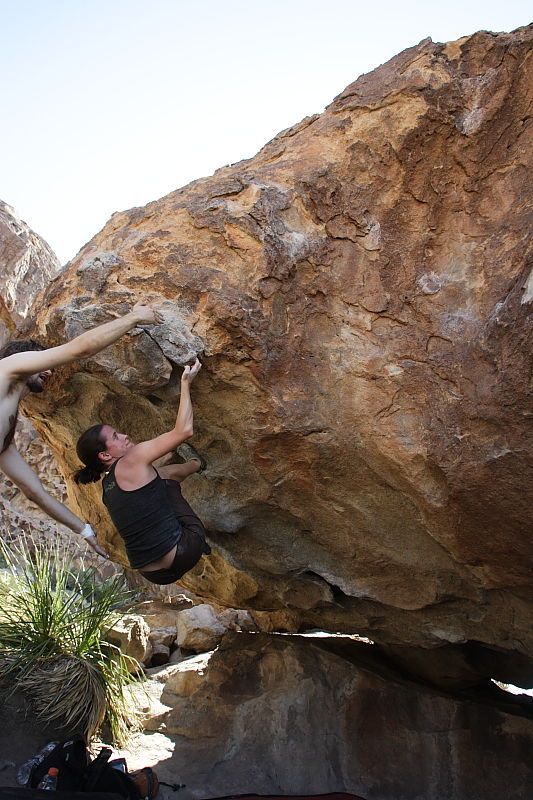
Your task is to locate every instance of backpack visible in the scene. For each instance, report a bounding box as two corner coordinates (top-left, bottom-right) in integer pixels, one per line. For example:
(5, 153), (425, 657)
(26, 737), (158, 800)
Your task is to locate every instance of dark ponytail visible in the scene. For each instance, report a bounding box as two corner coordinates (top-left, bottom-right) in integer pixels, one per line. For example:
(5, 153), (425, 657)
(74, 424), (107, 485)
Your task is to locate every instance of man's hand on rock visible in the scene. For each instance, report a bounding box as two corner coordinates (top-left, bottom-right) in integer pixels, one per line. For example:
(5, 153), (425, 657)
(131, 301), (164, 326)
(86, 535), (109, 559)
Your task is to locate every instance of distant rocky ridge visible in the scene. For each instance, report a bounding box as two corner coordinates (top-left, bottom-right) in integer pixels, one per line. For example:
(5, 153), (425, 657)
(0, 200), (61, 340)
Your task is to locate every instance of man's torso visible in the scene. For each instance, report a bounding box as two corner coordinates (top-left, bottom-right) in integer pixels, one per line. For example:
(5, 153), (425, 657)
(0, 373), (22, 453)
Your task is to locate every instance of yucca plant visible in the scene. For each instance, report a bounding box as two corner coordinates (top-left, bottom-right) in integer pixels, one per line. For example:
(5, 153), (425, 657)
(0, 539), (143, 744)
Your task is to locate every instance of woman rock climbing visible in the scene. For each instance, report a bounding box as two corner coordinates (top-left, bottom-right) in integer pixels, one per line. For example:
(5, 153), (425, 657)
(75, 358), (210, 584)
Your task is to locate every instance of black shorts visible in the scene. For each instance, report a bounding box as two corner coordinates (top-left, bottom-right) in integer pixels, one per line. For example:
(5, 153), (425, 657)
(139, 480), (210, 586)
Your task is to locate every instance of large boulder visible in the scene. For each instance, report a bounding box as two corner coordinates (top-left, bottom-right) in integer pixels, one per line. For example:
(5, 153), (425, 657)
(14, 26), (533, 684)
(135, 632), (533, 800)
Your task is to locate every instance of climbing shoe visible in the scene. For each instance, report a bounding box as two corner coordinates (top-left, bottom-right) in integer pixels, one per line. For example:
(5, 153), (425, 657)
(177, 442), (207, 473)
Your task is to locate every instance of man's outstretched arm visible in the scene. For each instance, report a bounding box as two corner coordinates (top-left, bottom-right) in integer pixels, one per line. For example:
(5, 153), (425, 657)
(0, 444), (108, 557)
(0, 301), (163, 379)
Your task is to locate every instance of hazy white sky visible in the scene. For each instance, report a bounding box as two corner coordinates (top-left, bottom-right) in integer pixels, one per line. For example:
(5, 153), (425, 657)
(1, 0), (531, 263)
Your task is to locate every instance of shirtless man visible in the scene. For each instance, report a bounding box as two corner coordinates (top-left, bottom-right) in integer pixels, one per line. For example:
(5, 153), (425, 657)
(0, 302), (162, 556)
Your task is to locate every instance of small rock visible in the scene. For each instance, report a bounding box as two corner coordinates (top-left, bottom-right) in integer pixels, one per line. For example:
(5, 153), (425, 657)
(168, 647), (187, 665)
(149, 626), (177, 649)
(176, 604), (228, 653)
(106, 614), (152, 669)
(150, 643), (171, 667)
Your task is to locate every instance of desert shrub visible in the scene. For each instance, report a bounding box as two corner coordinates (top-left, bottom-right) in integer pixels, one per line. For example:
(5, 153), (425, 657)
(0, 540), (143, 744)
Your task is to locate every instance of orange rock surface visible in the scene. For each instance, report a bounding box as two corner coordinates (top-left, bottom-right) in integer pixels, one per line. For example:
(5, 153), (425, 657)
(16, 27), (533, 675)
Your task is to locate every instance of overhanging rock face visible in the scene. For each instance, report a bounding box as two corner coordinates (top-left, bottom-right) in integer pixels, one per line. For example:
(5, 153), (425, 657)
(26, 27), (533, 674)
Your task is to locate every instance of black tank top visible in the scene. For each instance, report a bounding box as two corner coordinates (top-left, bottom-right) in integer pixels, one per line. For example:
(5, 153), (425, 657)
(102, 462), (181, 569)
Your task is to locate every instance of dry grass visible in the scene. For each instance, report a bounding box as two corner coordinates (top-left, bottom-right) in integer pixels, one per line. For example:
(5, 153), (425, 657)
(0, 539), (143, 744)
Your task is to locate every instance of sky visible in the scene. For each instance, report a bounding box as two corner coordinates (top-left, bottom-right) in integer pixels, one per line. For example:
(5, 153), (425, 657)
(1, 0), (531, 264)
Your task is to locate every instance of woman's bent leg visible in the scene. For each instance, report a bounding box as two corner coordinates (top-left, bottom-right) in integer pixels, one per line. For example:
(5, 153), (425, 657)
(138, 481), (210, 585)
(139, 529), (205, 585)
(164, 479), (211, 553)
(159, 460), (201, 483)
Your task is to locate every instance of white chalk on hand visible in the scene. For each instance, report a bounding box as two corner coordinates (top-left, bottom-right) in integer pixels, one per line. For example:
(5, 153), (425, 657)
(80, 523), (96, 539)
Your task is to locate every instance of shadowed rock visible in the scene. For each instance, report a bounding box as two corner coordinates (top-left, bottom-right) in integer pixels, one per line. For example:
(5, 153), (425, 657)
(138, 632), (533, 800)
